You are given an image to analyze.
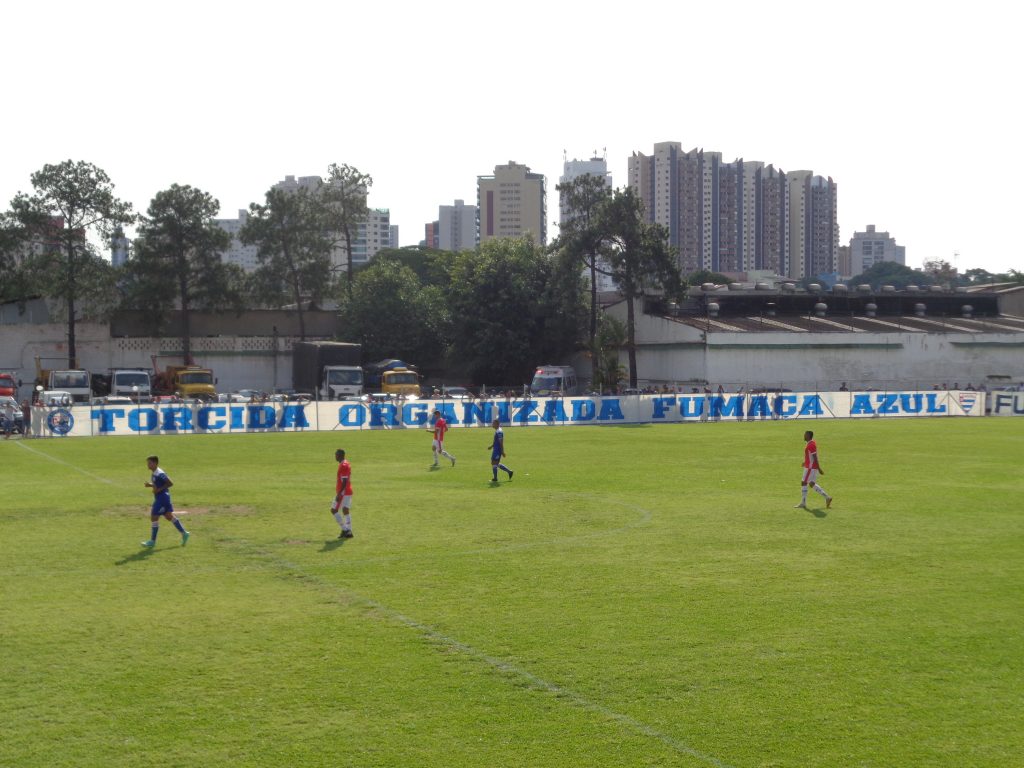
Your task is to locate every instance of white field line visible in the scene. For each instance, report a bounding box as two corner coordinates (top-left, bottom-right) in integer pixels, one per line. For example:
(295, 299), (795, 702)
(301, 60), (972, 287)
(16, 439), (118, 486)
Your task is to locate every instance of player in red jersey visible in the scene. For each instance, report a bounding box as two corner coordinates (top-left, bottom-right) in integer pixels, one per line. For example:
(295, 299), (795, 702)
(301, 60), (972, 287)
(332, 449), (354, 538)
(796, 430), (832, 509)
(429, 409), (456, 467)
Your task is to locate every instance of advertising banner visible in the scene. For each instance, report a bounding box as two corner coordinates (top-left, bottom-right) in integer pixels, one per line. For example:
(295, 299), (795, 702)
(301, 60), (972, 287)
(29, 390), (984, 439)
(988, 391), (1024, 416)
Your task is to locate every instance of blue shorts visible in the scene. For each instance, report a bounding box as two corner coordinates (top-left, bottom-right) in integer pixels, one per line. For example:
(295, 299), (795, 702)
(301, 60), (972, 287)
(491, 450), (503, 462)
(151, 492), (173, 516)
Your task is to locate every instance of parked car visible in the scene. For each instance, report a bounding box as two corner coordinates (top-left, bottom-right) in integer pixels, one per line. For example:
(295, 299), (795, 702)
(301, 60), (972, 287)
(0, 395), (26, 434)
(440, 386), (474, 400)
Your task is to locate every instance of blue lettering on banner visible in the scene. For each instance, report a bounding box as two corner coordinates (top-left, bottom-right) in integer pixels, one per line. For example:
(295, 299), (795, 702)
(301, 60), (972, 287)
(129, 407), (159, 432)
(162, 407), (193, 431)
(245, 405), (275, 430)
(278, 405), (309, 429)
(798, 395), (824, 416)
(850, 394), (874, 415)
(403, 402), (429, 426)
(651, 396), (676, 419)
(711, 395), (743, 419)
(369, 403), (398, 427)
(571, 399), (596, 421)
(925, 393), (946, 413)
(513, 400), (539, 424)
(434, 403), (458, 424)
(542, 399), (569, 423)
(680, 396), (704, 418)
(461, 401), (493, 425)
(338, 404), (365, 427)
(747, 396), (770, 418)
(198, 406), (227, 430)
(900, 394), (923, 414)
(229, 406), (246, 430)
(92, 408), (125, 433)
(598, 399), (625, 421)
(775, 395), (797, 417)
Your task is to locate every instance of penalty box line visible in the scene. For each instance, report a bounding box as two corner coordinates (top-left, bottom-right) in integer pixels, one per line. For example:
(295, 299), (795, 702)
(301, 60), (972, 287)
(16, 440), (120, 487)
(212, 530), (736, 768)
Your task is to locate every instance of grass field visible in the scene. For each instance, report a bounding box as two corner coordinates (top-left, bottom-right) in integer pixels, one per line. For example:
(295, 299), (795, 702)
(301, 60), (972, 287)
(1, 418), (1022, 767)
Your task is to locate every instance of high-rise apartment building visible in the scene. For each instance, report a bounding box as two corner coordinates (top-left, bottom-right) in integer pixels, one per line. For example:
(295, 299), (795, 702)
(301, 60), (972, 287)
(848, 224), (905, 277)
(214, 209), (261, 272)
(437, 199), (478, 252)
(628, 142), (838, 280)
(477, 161), (546, 246)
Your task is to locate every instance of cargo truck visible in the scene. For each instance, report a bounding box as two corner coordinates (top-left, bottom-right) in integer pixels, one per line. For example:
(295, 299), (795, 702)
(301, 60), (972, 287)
(35, 357), (92, 403)
(151, 356), (216, 400)
(364, 359), (421, 398)
(291, 341), (363, 400)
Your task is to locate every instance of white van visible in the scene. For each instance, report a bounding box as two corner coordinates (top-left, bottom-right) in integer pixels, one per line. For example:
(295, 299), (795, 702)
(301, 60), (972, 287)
(530, 366), (580, 397)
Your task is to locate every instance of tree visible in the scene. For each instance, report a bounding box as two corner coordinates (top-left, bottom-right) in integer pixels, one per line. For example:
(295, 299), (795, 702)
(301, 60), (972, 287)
(684, 269), (731, 287)
(922, 259), (959, 286)
(337, 258), (448, 370)
(846, 261), (931, 289)
(447, 238), (586, 385)
(322, 163), (372, 297)
(9, 161), (134, 366)
(599, 188), (683, 388)
(127, 184), (241, 362)
(554, 174), (614, 356)
(240, 185), (333, 340)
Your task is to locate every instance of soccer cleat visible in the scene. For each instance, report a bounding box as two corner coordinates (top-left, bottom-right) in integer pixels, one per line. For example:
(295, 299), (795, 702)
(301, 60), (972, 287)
(181, 531), (190, 546)
(338, 531), (346, 539)
(793, 503), (806, 509)
(451, 456), (456, 467)
(508, 470), (514, 480)
(141, 540), (155, 548)
(341, 530), (354, 539)
(826, 497), (833, 509)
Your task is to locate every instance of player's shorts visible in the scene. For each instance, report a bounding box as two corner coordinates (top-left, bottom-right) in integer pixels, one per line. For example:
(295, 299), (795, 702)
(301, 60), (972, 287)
(151, 492), (173, 516)
(801, 468), (819, 484)
(491, 450), (503, 462)
(432, 439), (443, 452)
(332, 495), (353, 511)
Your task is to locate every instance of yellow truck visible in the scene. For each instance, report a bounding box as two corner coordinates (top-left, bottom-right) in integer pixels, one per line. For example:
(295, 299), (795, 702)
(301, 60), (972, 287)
(151, 356), (216, 400)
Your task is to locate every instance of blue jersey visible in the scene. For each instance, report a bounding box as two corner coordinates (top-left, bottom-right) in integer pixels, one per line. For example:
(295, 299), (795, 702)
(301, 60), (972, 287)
(150, 467), (173, 515)
(490, 428), (504, 460)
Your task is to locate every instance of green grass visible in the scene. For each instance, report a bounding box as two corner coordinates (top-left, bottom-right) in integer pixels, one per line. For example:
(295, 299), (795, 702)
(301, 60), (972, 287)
(2, 418), (1022, 767)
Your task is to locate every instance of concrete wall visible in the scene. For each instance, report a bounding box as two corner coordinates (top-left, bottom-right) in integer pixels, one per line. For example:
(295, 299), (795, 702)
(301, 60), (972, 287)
(605, 299), (1024, 391)
(0, 323), (300, 398)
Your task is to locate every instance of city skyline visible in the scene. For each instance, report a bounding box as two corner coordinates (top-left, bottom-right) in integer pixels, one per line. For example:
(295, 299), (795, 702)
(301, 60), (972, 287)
(2, 2), (1019, 277)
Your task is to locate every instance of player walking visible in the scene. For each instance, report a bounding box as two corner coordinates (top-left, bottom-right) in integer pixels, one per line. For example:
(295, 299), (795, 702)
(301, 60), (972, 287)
(489, 418), (513, 482)
(430, 409), (456, 467)
(141, 455), (189, 547)
(796, 430), (832, 509)
(332, 449), (354, 539)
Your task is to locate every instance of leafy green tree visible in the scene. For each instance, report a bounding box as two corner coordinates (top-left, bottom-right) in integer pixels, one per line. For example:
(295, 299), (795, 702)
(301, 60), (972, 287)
(448, 238), (586, 385)
(337, 258), (448, 370)
(322, 163), (372, 296)
(126, 184), (241, 362)
(599, 188), (683, 388)
(9, 160), (134, 366)
(240, 185), (333, 340)
(593, 315), (627, 394)
(684, 269), (731, 286)
(370, 246), (455, 287)
(846, 261), (932, 289)
(554, 174), (614, 356)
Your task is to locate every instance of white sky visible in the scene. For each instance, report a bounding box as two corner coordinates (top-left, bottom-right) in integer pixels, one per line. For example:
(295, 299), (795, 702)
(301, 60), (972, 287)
(3, 1), (1020, 275)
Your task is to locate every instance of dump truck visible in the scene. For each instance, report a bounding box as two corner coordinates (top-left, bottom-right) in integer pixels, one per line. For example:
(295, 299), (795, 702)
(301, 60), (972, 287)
(151, 356), (216, 400)
(292, 341), (363, 400)
(364, 359), (421, 398)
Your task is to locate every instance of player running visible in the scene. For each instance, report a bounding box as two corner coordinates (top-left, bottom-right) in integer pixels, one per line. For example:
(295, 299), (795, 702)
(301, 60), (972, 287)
(429, 409), (456, 467)
(796, 430), (832, 509)
(489, 418), (513, 482)
(141, 455), (190, 548)
(332, 449), (354, 539)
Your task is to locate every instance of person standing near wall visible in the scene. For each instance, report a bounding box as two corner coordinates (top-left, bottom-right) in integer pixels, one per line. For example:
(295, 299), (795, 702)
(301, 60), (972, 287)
(796, 431), (832, 510)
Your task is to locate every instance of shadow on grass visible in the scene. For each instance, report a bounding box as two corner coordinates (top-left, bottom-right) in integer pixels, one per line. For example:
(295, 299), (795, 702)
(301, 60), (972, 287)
(319, 538), (345, 552)
(428, 465), (440, 472)
(114, 547), (160, 566)
(805, 507), (827, 519)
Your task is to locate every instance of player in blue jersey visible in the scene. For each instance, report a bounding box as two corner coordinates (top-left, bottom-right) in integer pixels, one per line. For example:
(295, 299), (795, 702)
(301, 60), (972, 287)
(489, 419), (513, 482)
(141, 455), (190, 548)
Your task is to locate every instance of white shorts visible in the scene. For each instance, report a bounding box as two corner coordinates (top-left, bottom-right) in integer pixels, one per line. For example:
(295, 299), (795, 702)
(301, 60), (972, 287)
(432, 439), (443, 452)
(801, 468), (819, 484)
(331, 495), (353, 511)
